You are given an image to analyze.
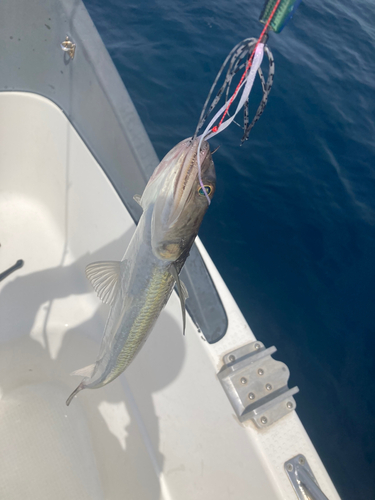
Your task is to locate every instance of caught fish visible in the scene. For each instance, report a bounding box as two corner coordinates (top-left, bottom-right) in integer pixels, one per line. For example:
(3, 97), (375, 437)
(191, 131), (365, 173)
(66, 137), (215, 405)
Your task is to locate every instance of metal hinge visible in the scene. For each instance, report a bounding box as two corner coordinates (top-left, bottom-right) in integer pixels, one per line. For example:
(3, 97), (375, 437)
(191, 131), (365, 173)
(285, 454), (330, 500)
(217, 341), (299, 427)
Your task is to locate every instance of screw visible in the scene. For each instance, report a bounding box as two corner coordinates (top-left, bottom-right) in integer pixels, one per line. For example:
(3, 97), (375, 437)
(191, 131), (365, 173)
(254, 343), (260, 350)
(229, 355), (235, 362)
(257, 368), (264, 376)
(299, 457), (305, 465)
(286, 401), (293, 410)
(260, 416), (268, 425)
(248, 392), (255, 400)
(265, 383), (272, 391)
(240, 377), (247, 384)
(286, 463), (293, 472)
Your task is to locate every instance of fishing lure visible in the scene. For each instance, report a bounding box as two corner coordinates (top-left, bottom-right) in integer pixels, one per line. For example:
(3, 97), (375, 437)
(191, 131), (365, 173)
(194, 0), (301, 205)
(193, 38), (274, 204)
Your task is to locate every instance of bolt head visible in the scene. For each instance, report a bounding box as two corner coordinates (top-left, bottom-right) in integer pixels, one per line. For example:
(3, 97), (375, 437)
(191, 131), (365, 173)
(257, 368), (264, 376)
(248, 392), (255, 400)
(240, 377), (247, 384)
(286, 463), (293, 472)
(254, 343), (260, 350)
(299, 457), (305, 465)
(260, 416), (268, 425)
(287, 401), (293, 410)
(265, 383), (272, 391)
(228, 355), (235, 362)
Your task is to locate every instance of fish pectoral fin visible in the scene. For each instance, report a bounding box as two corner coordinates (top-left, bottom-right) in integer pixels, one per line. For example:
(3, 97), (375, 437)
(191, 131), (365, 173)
(70, 363), (95, 378)
(133, 194), (143, 207)
(170, 264), (188, 336)
(86, 260), (122, 305)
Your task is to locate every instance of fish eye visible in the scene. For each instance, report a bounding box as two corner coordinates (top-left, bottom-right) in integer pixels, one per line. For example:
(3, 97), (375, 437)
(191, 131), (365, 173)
(198, 185), (212, 196)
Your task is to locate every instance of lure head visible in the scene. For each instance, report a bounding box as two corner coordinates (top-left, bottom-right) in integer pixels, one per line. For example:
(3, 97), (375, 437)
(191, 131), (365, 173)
(141, 138), (215, 261)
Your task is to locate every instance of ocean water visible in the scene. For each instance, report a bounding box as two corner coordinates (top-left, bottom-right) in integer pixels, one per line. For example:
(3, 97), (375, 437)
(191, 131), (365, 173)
(84, 1), (375, 498)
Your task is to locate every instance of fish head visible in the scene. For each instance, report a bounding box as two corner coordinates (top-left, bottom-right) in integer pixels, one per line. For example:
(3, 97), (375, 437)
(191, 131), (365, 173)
(143, 137), (215, 261)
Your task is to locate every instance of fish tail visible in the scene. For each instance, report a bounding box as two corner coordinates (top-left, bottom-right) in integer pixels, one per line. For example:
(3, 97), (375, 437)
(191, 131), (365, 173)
(66, 381), (85, 406)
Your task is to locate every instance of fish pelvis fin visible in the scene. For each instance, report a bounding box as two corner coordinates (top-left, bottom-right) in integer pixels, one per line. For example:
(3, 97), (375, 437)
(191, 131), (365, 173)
(70, 363), (95, 378)
(66, 381), (85, 406)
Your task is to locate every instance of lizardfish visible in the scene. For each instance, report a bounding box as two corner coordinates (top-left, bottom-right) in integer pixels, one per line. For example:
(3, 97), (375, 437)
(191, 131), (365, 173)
(66, 137), (215, 405)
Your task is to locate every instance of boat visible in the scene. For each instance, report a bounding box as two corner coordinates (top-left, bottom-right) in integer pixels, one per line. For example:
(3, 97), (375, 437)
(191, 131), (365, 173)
(0, 0), (341, 498)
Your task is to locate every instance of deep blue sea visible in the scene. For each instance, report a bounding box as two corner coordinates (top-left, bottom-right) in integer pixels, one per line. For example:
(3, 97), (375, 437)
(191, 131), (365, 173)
(84, 1), (375, 498)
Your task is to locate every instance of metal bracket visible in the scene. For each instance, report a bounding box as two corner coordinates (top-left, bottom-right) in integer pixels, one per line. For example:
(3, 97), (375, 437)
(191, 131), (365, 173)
(61, 35), (76, 59)
(217, 341), (299, 427)
(285, 454), (330, 500)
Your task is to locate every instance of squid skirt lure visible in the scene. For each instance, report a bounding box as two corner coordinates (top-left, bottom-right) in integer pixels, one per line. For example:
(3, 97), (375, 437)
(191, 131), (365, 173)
(193, 36), (275, 205)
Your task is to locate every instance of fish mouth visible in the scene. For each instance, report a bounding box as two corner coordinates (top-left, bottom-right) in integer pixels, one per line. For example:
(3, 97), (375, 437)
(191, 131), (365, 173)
(147, 138), (192, 187)
(140, 137), (194, 212)
(150, 137), (212, 261)
(170, 138), (210, 225)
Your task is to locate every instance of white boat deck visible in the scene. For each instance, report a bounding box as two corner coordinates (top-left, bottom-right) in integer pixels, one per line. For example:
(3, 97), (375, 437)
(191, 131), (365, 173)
(0, 92), (340, 499)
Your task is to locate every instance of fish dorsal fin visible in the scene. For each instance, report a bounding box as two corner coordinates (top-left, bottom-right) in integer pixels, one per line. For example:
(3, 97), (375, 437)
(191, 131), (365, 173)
(170, 264), (188, 336)
(85, 261), (121, 305)
(133, 194), (142, 207)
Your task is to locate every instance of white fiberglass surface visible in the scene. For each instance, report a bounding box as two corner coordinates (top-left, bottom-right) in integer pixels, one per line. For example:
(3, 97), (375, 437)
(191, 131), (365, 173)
(0, 92), (284, 500)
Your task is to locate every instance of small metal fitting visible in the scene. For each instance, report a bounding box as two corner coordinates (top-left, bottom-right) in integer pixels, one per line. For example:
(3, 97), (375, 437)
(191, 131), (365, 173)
(61, 35), (76, 59)
(285, 455), (329, 500)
